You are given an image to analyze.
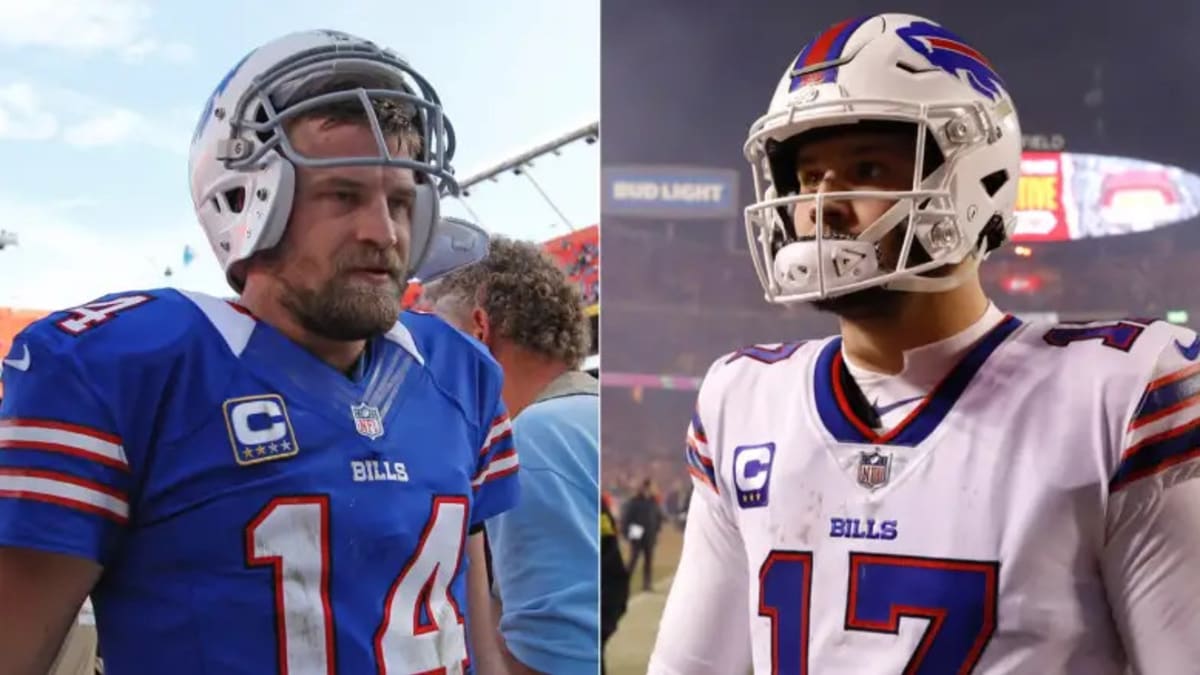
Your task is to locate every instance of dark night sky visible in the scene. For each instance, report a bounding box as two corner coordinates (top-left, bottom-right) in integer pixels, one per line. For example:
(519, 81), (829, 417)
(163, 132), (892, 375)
(601, 0), (1200, 173)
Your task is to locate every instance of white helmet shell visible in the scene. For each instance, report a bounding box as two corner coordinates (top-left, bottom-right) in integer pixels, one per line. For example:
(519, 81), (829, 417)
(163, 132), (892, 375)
(188, 29), (457, 291)
(743, 14), (1022, 304)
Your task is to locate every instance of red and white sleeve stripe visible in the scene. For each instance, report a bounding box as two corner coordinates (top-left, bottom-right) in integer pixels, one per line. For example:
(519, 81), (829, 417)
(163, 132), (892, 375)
(472, 414), (518, 488)
(0, 419), (128, 470)
(0, 419), (129, 523)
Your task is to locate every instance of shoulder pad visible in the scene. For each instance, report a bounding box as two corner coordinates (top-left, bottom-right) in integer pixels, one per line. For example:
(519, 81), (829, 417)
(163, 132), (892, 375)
(398, 310), (500, 373)
(704, 339), (818, 384)
(698, 338), (824, 408)
(395, 311), (503, 420)
(719, 340), (811, 367)
(17, 288), (210, 359)
(1030, 317), (1191, 373)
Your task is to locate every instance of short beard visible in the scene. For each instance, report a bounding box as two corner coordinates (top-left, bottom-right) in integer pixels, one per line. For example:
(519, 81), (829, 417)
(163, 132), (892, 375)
(275, 261), (408, 341)
(810, 285), (910, 321)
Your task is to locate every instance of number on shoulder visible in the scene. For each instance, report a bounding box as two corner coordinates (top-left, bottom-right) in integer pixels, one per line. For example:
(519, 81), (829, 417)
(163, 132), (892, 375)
(725, 341), (807, 365)
(55, 295), (154, 336)
(1041, 318), (1162, 353)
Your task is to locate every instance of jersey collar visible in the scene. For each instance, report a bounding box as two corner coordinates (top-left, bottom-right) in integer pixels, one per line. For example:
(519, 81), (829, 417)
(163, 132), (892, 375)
(813, 311), (1023, 446)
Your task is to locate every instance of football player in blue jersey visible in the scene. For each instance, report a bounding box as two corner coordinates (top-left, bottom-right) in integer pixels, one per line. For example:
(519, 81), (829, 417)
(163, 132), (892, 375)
(0, 30), (518, 675)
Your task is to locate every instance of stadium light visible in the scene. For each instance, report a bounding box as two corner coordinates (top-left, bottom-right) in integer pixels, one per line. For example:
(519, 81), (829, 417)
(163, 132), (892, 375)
(0, 230), (17, 250)
(456, 121), (599, 192)
(455, 121), (599, 232)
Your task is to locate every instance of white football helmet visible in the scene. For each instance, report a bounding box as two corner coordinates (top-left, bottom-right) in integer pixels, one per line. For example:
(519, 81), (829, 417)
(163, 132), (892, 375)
(743, 13), (1022, 305)
(189, 29), (457, 292)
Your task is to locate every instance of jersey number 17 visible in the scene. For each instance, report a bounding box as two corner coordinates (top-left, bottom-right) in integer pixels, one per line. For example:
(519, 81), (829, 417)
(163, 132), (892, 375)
(760, 551), (998, 674)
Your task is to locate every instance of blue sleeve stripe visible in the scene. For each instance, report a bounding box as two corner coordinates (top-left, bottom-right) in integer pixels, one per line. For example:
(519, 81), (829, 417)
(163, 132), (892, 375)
(690, 411), (708, 443)
(1110, 420), (1200, 492)
(685, 442), (718, 492)
(1130, 366), (1200, 429)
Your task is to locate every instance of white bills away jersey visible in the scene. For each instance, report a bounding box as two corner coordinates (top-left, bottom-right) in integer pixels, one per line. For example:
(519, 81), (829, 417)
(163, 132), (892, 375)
(649, 311), (1200, 675)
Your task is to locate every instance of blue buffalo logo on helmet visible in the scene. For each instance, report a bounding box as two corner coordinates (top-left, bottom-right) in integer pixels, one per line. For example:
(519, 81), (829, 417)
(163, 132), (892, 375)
(896, 21), (1005, 101)
(192, 49), (254, 143)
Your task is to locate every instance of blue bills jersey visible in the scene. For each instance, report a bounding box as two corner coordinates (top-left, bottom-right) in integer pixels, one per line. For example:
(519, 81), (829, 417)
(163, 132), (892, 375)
(0, 289), (519, 675)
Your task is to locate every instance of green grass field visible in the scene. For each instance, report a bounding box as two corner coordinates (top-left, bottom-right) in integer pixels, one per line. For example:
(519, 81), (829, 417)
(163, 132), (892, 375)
(605, 525), (683, 675)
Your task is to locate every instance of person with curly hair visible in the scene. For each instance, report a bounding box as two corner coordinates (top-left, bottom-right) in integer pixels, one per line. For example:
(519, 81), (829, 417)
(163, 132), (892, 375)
(425, 236), (599, 675)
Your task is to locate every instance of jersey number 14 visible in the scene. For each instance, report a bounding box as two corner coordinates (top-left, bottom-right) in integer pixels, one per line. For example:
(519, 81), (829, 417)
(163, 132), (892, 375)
(245, 495), (470, 674)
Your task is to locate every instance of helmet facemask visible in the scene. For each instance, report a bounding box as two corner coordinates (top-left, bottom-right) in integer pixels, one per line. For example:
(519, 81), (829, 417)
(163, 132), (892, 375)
(224, 42), (455, 191)
(744, 99), (1015, 308)
(193, 35), (456, 293)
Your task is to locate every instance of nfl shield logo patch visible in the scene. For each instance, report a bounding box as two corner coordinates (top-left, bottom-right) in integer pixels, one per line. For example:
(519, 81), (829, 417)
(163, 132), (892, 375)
(350, 403), (385, 440)
(857, 450), (891, 489)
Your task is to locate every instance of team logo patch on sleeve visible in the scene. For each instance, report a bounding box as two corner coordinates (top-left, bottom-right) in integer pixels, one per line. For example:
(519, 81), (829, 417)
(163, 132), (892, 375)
(856, 449), (892, 489)
(733, 443), (776, 509)
(223, 394), (300, 466)
(350, 403), (385, 440)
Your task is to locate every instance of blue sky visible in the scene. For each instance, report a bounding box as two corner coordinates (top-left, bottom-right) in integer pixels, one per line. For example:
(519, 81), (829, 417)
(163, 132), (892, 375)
(0, 0), (598, 309)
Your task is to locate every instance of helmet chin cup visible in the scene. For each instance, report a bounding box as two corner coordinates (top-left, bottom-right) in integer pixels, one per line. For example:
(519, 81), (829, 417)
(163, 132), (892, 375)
(773, 238), (879, 298)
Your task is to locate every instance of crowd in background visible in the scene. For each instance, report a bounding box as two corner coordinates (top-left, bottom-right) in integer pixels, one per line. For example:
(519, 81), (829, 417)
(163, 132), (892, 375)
(542, 226), (600, 309)
(601, 214), (1200, 499)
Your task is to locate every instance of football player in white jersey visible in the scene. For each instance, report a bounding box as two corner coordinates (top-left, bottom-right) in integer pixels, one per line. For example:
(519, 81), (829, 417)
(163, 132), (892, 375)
(648, 12), (1200, 675)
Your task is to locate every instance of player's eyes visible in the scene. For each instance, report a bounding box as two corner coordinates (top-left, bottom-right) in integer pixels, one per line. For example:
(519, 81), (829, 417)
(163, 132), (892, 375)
(388, 196), (412, 216)
(798, 170), (825, 189)
(851, 161), (886, 182)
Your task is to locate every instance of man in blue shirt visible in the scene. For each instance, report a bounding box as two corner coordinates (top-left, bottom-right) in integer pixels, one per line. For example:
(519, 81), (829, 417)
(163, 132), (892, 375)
(0, 30), (517, 675)
(426, 237), (599, 675)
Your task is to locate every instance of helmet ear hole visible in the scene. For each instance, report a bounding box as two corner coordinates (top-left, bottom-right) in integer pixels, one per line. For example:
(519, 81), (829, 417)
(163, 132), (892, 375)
(981, 169), (1009, 197)
(976, 170), (1011, 253)
(213, 188), (246, 215)
(226, 188), (246, 214)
